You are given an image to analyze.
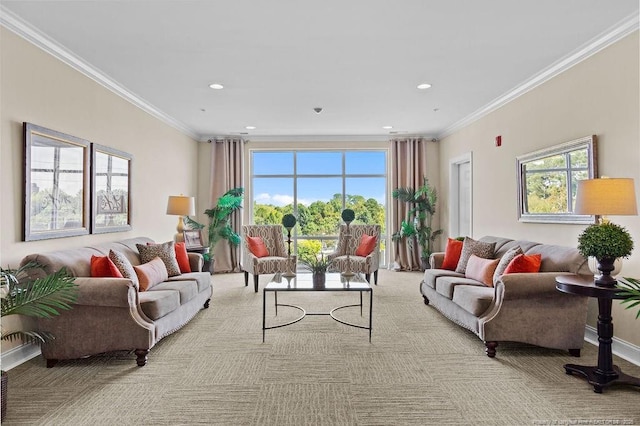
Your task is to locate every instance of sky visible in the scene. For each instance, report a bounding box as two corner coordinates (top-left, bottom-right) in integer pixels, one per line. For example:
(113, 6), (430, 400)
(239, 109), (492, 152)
(252, 151), (386, 206)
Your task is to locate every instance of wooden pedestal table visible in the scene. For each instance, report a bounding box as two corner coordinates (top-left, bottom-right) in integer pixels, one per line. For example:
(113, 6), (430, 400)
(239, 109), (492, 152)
(555, 274), (640, 393)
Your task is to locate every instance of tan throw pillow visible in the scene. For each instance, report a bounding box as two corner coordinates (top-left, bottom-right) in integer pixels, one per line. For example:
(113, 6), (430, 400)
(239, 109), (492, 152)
(455, 237), (496, 274)
(134, 257), (169, 291)
(492, 246), (523, 286)
(465, 255), (500, 287)
(109, 249), (139, 289)
(137, 241), (181, 277)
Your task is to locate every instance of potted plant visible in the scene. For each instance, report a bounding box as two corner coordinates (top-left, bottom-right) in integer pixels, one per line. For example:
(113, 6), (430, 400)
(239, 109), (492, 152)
(185, 187), (244, 273)
(300, 253), (331, 287)
(577, 222), (634, 287)
(1, 262), (77, 421)
(392, 177), (443, 270)
(617, 277), (640, 319)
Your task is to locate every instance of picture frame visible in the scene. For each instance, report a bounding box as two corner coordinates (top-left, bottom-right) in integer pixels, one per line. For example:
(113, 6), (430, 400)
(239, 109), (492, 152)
(23, 122), (90, 241)
(91, 144), (132, 234)
(516, 135), (597, 224)
(183, 229), (204, 248)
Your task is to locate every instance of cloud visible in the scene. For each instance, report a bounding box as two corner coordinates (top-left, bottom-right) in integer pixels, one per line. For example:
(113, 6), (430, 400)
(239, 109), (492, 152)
(254, 193), (313, 207)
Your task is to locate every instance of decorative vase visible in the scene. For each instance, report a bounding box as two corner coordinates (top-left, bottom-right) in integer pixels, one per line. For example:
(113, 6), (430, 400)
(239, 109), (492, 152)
(312, 272), (326, 288)
(588, 256), (622, 278)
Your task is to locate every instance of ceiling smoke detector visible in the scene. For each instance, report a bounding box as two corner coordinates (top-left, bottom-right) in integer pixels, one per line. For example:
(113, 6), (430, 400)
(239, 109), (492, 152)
(313, 107), (323, 114)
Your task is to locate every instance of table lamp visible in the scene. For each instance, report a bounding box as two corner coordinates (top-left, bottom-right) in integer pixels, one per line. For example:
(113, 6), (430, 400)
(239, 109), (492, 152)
(166, 195), (196, 242)
(574, 178), (637, 286)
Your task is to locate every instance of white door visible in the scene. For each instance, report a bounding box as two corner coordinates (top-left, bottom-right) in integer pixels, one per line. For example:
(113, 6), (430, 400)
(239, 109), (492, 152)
(450, 153), (472, 238)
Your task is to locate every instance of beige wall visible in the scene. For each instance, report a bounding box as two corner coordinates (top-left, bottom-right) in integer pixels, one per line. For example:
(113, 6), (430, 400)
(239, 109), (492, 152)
(1, 28), (200, 351)
(438, 32), (640, 346)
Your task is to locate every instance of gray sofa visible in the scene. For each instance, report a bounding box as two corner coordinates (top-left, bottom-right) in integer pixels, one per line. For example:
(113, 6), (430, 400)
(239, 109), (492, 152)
(20, 237), (212, 367)
(421, 236), (591, 357)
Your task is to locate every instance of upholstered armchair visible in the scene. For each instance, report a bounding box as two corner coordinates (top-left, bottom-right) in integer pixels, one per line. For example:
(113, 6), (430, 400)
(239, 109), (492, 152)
(327, 224), (381, 284)
(241, 224), (297, 292)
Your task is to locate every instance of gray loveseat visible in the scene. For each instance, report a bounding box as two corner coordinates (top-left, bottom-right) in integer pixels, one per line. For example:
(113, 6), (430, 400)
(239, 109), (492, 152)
(20, 237), (212, 367)
(421, 236), (591, 357)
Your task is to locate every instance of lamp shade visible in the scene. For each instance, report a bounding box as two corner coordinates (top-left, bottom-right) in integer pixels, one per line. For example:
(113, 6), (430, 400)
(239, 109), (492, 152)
(574, 178), (638, 216)
(166, 195), (196, 216)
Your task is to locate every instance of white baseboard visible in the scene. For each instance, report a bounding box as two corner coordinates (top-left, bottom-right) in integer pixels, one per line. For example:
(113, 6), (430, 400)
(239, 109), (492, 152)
(1, 328), (638, 371)
(0, 343), (41, 371)
(584, 325), (640, 366)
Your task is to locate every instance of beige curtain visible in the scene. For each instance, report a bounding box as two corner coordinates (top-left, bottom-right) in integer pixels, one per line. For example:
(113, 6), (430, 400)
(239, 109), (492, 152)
(390, 137), (428, 271)
(210, 138), (245, 273)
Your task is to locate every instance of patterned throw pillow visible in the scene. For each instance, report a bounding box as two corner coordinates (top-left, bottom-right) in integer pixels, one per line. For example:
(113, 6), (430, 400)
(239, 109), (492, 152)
(133, 257), (169, 291)
(137, 241), (181, 277)
(492, 246), (524, 286)
(109, 250), (139, 288)
(455, 237), (496, 274)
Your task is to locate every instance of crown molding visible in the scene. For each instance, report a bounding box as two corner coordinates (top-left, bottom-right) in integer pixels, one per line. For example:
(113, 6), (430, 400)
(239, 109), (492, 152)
(0, 6), (201, 141)
(438, 12), (640, 139)
(215, 134), (394, 143)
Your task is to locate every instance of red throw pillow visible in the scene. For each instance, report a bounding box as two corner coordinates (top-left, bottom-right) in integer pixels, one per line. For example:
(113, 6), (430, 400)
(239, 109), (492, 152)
(90, 255), (124, 278)
(355, 234), (377, 256)
(441, 238), (464, 270)
(247, 236), (269, 258)
(503, 253), (542, 274)
(174, 242), (191, 273)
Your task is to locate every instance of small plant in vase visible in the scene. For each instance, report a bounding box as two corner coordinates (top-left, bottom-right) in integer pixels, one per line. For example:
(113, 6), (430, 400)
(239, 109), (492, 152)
(577, 222), (634, 287)
(301, 254), (331, 287)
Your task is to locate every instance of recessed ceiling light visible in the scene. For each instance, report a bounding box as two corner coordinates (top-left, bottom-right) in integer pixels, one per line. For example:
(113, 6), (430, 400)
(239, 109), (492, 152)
(433, 108), (440, 112)
(417, 83), (432, 90)
(382, 126), (393, 130)
(245, 126), (256, 130)
(208, 83), (224, 90)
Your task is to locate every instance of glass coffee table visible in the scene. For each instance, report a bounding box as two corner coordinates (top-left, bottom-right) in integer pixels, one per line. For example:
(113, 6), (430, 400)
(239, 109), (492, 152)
(262, 272), (373, 342)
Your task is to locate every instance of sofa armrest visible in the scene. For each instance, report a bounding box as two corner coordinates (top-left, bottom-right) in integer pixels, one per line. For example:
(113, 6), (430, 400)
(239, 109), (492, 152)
(188, 252), (204, 272)
(430, 252), (445, 269)
(496, 272), (574, 299)
(326, 251), (339, 262)
(73, 277), (138, 308)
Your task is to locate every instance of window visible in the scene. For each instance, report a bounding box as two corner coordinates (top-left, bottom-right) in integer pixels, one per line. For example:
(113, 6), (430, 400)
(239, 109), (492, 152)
(251, 150), (387, 264)
(517, 135), (597, 224)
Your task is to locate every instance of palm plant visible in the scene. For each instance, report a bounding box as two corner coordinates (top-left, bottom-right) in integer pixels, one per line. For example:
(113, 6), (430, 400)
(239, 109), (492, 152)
(1, 262), (77, 344)
(184, 187), (244, 258)
(392, 177), (443, 268)
(617, 277), (640, 319)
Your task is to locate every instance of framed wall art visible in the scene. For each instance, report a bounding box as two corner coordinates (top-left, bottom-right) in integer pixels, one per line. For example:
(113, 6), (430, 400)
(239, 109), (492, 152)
(516, 135), (597, 224)
(23, 122), (91, 241)
(91, 144), (132, 234)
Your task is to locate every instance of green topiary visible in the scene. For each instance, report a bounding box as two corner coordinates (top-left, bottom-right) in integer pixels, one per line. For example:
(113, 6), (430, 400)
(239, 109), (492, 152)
(341, 209), (355, 223)
(577, 222), (634, 260)
(281, 213), (297, 229)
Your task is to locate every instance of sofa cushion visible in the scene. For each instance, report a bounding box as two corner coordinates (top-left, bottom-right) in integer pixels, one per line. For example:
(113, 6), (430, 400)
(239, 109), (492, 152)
(442, 238), (464, 270)
(465, 255), (499, 287)
(137, 241), (181, 277)
(90, 255), (123, 278)
(168, 272), (211, 293)
(524, 244), (587, 273)
(452, 285), (494, 316)
(109, 250), (139, 288)
(436, 276), (486, 299)
(134, 257), (169, 291)
(492, 246), (523, 286)
(151, 280), (198, 304)
(422, 269), (463, 289)
(504, 253), (542, 274)
(139, 290), (181, 320)
(455, 237), (496, 274)
(174, 242), (191, 273)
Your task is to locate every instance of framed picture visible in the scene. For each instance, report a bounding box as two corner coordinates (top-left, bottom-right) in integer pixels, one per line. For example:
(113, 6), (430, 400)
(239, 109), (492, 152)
(91, 144), (132, 234)
(23, 122), (90, 241)
(183, 230), (204, 248)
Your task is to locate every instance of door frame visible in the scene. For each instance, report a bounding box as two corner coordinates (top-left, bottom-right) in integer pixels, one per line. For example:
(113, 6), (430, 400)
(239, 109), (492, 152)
(449, 152), (473, 238)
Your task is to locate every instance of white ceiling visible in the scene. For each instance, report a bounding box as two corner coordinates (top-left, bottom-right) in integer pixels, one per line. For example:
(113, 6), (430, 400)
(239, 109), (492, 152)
(2, 1), (638, 141)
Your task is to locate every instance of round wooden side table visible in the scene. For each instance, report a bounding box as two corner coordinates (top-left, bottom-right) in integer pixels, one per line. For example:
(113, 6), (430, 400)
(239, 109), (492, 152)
(556, 274), (640, 393)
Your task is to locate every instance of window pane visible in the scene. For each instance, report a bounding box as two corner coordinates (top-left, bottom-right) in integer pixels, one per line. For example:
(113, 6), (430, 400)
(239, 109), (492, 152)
(346, 151), (385, 174)
(526, 154), (566, 171)
(297, 152), (341, 175)
(253, 152), (293, 175)
(526, 171), (568, 213)
(569, 149), (588, 168)
(345, 177), (386, 232)
(298, 177), (342, 235)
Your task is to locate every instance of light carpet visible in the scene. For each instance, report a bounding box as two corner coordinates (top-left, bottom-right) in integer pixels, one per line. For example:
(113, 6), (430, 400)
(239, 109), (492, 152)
(3, 270), (640, 425)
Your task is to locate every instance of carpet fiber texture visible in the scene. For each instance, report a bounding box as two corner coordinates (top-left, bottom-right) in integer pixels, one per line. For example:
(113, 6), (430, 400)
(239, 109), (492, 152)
(3, 270), (640, 425)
